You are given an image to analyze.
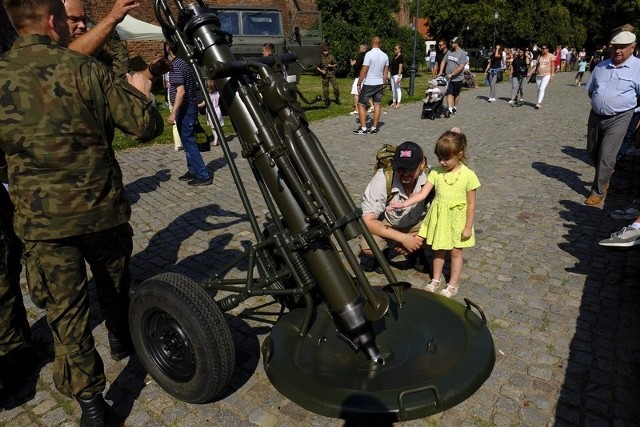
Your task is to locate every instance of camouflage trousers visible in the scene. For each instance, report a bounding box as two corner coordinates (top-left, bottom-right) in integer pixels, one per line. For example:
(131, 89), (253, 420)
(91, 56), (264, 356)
(0, 216), (30, 357)
(322, 75), (340, 100)
(23, 223), (133, 398)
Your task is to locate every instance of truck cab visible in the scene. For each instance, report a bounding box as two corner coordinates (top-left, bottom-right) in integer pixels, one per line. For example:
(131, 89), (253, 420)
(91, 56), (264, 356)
(209, 6), (323, 80)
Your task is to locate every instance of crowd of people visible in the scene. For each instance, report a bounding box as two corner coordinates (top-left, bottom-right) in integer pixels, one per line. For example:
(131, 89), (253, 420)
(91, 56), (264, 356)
(1, 1), (639, 425)
(340, 36), (610, 123)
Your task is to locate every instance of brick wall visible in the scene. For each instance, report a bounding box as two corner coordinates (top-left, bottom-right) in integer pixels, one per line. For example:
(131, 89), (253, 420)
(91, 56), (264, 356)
(85, 0), (319, 64)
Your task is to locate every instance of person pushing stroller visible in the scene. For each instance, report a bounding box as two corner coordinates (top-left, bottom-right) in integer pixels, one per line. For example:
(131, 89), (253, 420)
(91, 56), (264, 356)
(421, 76), (449, 119)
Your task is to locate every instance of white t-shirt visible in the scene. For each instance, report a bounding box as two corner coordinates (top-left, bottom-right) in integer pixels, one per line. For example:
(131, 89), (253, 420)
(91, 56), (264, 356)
(361, 169), (428, 228)
(362, 48), (389, 86)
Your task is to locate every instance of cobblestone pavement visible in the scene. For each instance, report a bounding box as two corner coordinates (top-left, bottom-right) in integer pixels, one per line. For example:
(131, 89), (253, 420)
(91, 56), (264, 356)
(2, 72), (639, 426)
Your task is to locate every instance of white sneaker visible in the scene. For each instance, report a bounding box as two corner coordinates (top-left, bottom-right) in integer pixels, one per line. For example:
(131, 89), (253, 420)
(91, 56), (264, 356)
(599, 226), (640, 247)
(349, 110), (358, 115)
(367, 106), (374, 114)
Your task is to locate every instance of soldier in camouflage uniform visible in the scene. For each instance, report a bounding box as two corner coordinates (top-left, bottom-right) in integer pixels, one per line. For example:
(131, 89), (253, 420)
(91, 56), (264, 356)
(316, 44), (340, 106)
(0, 0), (163, 424)
(64, 0), (139, 78)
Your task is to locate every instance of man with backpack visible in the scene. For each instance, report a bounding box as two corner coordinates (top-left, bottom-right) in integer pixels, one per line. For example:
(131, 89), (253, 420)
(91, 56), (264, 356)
(360, 141), (429, 269)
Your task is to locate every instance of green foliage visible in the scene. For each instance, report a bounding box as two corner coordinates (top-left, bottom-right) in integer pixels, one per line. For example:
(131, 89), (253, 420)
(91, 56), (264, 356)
(316, 0), (421, 76)
(413, 0), (639, 50)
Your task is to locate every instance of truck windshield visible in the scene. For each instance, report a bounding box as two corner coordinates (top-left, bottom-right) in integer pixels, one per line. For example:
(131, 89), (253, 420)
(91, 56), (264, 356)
(218, 12), (240, 35)
(242, 12), (281, 36)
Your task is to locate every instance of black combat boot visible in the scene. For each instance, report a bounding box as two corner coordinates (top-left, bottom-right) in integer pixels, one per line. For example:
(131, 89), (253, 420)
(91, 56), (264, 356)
(324, 98), (330, 106)
(108, 331), (134, 361)
(335, 97), (341, 105)
(76, 394), (109, 427)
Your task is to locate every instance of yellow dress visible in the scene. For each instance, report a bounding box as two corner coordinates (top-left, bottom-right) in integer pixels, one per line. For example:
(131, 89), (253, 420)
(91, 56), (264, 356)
(418, 164), (480, 250)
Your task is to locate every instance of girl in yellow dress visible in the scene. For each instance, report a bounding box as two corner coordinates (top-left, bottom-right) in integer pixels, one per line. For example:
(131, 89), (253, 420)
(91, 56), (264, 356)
(388, 129), (480, 297)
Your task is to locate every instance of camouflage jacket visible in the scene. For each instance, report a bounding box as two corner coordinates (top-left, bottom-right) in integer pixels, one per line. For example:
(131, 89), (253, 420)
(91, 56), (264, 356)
(0, 35), (163, 241)
(318, 54), (337, 77)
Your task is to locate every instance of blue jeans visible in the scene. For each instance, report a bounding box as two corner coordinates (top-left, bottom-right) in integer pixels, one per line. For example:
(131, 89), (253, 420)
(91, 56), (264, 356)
(177, 104), (209, 179)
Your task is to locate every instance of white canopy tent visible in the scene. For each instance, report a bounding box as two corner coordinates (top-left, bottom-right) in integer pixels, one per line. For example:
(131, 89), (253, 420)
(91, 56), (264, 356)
(116, 15), (164, 41)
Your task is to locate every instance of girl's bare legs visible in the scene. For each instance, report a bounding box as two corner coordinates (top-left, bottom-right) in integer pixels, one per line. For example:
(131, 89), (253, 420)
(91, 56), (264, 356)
(432, 249), (447, 282)
(448, 247), (464, 288)
(425, 249), (447, 292)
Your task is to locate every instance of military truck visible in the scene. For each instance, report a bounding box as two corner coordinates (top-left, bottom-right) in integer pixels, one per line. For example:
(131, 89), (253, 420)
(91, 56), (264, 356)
(209, 6), (323, 80)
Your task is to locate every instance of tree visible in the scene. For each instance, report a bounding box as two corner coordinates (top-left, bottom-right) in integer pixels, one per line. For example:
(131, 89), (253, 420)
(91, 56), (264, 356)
(316, 0), (416, 75)
(414, 0), (639, 50)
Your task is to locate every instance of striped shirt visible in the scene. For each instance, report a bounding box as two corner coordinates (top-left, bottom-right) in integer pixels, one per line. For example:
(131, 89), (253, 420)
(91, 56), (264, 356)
(169, 57), (199, 108)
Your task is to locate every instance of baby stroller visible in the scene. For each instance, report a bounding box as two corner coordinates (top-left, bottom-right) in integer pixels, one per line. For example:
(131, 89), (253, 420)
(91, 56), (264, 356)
(421, 76), (449, 120)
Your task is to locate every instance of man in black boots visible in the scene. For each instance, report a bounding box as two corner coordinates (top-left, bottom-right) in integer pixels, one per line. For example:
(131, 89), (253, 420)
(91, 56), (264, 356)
(1, 0), (163, 425)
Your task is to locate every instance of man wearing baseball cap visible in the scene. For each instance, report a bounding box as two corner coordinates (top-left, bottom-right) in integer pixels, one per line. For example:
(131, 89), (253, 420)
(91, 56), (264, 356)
(360, 141), (429, 269)
(584, 30), (640, 206)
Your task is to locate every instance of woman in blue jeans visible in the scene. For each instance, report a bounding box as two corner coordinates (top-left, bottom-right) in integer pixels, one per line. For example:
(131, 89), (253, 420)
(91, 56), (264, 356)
(484, 45), (503, 102)
(508, 48), (530, 106)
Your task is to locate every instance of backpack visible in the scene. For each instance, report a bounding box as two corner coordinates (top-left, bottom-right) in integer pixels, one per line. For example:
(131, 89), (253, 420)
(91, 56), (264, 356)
(373, 144), (399, 203)
(373, 144), (432, 205)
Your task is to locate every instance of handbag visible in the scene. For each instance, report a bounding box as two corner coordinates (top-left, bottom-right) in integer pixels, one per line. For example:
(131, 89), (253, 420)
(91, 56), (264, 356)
(528, 72), (536, 84)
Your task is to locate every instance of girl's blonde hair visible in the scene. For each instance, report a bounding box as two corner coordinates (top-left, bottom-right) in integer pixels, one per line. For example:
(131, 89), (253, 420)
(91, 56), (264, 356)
(434, 130), (468, 164)
(206, 79), (217, 93)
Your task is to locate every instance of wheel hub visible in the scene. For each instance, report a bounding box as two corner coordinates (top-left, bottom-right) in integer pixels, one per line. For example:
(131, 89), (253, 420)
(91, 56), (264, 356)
(145, 311), (196, 382)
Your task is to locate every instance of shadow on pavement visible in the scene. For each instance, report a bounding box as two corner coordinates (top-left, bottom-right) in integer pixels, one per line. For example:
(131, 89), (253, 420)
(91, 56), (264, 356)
(125, 169), (171, 206)
(561, 145), (591, 165)
(555, 160), (640, 423)
(531, 161), (589, 197)
(129, 204), (249, 284)
(106, 355), (148, 421)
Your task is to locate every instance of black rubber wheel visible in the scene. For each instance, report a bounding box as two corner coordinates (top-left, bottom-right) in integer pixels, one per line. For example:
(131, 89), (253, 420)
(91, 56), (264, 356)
(129, 273), (235, 403)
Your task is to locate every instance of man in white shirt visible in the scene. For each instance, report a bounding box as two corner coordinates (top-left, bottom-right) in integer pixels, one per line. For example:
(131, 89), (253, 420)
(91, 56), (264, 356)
(353, 36), (389, 135)
(561, 45), (569, 71)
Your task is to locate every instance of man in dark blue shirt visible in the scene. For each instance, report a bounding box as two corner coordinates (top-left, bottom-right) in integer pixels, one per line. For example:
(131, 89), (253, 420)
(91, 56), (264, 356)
(169, 46), (212, 186)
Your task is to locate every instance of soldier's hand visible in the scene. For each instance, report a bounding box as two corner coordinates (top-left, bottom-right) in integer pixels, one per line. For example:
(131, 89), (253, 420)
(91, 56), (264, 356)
(168, 112), (176, 125)
(108, 0), (140, 24)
